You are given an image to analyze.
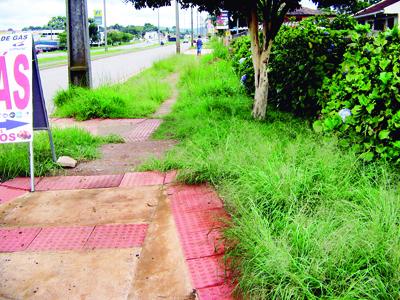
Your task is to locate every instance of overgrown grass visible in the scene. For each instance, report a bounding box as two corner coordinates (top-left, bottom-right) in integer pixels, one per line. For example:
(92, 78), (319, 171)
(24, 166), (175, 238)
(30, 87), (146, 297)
(143, 55), (400, 298)
(53, 55), (193, 120)
(0, 128), (122, 182)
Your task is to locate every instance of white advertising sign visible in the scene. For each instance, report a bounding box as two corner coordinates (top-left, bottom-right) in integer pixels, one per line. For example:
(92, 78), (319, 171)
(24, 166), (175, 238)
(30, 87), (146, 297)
(0, 33), (33, 144)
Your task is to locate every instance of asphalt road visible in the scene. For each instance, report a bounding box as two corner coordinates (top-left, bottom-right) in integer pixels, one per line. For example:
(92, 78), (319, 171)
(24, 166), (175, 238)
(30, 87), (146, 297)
(40, 44), (188, 114)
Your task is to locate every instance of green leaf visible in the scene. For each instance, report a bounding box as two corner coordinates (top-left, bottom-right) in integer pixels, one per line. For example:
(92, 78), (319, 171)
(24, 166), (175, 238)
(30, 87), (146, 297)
(379, 72), (392, 84)
(360, 152), (374, 161)
(378, 130), (390, 140)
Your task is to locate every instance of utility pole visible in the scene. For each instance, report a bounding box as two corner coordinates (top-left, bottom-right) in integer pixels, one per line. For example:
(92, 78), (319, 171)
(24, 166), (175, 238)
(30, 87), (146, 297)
(103, 0), (108, 52)
(66, 0), (92, 88)
(197, 10), (199, 36)
(190, 6), (194, 47)
(158, 8), (161, 44)
(175, 0), (180, 54)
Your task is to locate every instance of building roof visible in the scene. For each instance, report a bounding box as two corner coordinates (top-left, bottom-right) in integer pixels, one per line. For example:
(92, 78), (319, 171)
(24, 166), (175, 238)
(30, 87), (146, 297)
(287, 7), (323, 16)
(354, 0), (400, 17)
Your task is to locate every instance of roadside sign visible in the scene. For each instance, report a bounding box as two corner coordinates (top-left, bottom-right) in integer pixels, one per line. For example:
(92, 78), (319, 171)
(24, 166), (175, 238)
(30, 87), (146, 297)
(94, 9), (103, 26)
(0, 33), (33, 144)
(0, 33), (56, 192)
(216, 11), (229, 29)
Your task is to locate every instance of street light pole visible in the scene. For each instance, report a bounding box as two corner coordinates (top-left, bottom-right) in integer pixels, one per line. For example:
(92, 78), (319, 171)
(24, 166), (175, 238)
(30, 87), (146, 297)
(103, 0), (108, 52)
(175, 0), (180, 54)
(190, 6), (194, 47)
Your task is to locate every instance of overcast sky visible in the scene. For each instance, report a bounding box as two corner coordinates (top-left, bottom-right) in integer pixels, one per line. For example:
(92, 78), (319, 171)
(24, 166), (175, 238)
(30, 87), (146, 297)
(0, 0), (317, 30)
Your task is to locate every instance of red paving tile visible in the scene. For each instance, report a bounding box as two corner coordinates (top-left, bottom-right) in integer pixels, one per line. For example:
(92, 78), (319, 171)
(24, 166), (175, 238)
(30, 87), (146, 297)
(171, 192), (223, 213)
(0, 186), (28, 205)
(124, 119), (162, 142)
(84, 224), (148, 249)
(1, 177), (41, 191)
(179, 230), (224, 260)
(28, 226), (94, 251)
(174, 209), (228, 234)
(164, 170), (177, 184)
(0, 228), (41, 252)
(187, 256), (227, 289)
(170, 184), (235, 298)
(167, 184), (214, 196)
(119, 172), (165, 187)
(36, 175), (123, 191)
(197, 284), (235, 300)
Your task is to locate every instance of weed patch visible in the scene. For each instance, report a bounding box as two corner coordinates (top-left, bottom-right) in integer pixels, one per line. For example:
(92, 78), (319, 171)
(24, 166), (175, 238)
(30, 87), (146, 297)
(143, 56), (400, 299)
(0, 128), (122, 182)
(53, 55), (193, 120)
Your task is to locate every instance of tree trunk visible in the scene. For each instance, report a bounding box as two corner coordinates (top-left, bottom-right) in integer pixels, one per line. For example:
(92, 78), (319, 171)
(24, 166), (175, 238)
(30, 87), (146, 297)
(248, 7), (273, 120)
(252, 45), (272, 120)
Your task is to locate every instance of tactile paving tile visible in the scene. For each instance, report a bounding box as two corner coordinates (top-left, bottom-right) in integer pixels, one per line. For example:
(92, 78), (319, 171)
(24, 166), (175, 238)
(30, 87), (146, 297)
(174, 209), (228, 234)
(1, 177), (41, 190)
(197, 284), (235, 300)
(119, 172), (165, 187)
(36, 175), (123, 191)
(0, 186), (28, 204)
(84, 224), (148, 249)
(179, 229), (224, 260)
(0, 228), (41, 252)
(167, 184), (214, 196)
(171, 192), (223, 213)
(124, 119), (162, 142)
(187, 256), (226, 289)
(28, 226), (94, 251)
(164, 170), (177, 185)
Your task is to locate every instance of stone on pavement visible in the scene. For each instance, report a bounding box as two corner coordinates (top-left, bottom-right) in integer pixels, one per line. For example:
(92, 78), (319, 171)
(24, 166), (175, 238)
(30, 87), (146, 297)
(57, 156), (77, 168)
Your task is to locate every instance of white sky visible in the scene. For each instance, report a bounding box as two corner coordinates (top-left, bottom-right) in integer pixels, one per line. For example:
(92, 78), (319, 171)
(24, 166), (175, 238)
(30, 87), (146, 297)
(0, 0), (317, 31)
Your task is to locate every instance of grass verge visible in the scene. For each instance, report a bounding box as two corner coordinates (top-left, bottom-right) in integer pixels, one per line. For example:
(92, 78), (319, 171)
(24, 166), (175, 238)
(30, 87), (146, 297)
(53, 55), (193, 121)
(0, 128), (122, 182)
(142, 55), (400, 298)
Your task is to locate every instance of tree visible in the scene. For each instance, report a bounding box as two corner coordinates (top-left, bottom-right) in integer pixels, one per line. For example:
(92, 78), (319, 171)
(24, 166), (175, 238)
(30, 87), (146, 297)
(58, 31), (67, 49)
(123, 0), (345, 119)
(143, 23), (158, 32)
(316, 0), (380, 13)
(47, 16), (66, 30)
(88, 18), (100, 43)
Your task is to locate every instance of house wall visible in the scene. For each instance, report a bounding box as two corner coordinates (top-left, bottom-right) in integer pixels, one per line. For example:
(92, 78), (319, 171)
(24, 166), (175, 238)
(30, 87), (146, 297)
(385, 2), (400, 14)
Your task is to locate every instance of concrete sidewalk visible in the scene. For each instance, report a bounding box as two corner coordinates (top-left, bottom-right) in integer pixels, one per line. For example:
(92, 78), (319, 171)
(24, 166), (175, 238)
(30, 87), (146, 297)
(0, 172), (234, 299)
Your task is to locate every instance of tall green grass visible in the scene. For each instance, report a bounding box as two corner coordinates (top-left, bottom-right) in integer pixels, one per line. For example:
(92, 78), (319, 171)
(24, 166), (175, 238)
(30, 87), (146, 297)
(0, 128), (122, 182)
(143, 56), (400, 299)
(53, 55), (193, 120)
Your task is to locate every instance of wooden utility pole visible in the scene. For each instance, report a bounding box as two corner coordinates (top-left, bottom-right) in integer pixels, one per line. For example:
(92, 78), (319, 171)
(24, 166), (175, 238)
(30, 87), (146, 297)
(190, 6), (194, 47)
(66, 0), (92, 87)
(175, 0), (180, 54)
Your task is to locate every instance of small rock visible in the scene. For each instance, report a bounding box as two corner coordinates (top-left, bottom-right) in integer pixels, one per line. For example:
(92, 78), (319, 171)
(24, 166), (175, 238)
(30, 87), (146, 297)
(57, 156), (77, 168)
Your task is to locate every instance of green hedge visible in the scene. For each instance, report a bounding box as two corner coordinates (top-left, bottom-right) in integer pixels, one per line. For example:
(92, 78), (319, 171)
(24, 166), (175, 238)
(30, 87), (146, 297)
(317, 28), (400, 162)
(230, 15), (370, 117)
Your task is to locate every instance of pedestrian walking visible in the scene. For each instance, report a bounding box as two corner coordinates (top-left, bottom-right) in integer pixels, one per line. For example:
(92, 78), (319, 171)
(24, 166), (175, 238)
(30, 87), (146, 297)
(196, 35), (203, 56)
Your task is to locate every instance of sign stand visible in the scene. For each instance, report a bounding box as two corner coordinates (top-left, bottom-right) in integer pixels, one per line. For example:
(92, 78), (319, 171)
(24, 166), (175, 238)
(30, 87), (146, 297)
(29, 141), (35, 192)
(32, 43), (57, 163)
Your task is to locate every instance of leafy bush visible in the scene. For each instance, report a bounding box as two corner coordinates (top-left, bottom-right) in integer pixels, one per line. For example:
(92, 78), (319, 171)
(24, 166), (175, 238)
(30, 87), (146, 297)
(269, 17), (370, 116)
(230, 16), (370, 117)
(230, 36), (254, 94)
(317, 28), (400, 162)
